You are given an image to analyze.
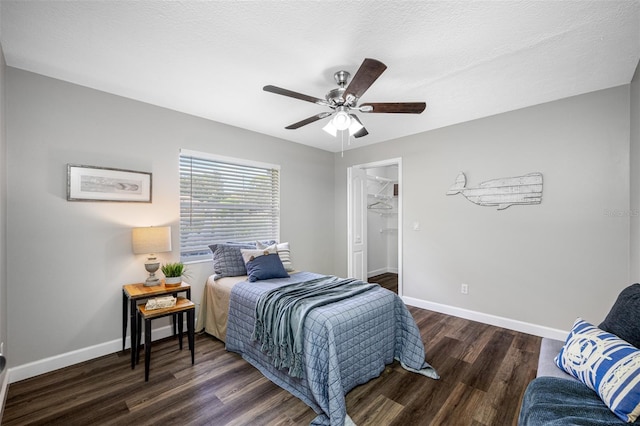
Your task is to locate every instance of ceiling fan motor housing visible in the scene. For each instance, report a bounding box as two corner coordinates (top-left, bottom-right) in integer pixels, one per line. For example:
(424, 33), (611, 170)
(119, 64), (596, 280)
(334, 70), (350, 87)
(326, 70), (356, 107)
(326, 87), (346, 107)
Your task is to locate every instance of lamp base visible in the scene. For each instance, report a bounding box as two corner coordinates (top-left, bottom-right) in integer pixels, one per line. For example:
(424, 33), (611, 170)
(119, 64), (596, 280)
(144, 259), (161, 286)
(144, 277), (161, 287)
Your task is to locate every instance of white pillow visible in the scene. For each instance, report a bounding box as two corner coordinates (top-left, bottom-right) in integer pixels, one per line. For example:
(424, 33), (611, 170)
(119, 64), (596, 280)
(256, 241), (294, 272)
(240, 247), (275, 265)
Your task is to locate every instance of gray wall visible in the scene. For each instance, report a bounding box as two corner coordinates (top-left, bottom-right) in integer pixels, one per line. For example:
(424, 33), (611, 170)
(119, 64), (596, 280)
(4, 63), (638, 375)
(335, 86), (631, 332)
(630, 61), (640, 282)
(0, 44), (8, 393)
(5, 68), (335, 368)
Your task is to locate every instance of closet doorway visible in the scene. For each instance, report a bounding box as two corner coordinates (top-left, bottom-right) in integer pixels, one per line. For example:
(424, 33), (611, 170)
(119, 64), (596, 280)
(347, 158), (402, 295)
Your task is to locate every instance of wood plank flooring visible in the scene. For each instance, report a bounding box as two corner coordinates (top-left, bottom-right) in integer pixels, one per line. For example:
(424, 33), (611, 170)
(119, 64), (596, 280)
(3, 275), (540, 426)
(369, 273), (398, 293)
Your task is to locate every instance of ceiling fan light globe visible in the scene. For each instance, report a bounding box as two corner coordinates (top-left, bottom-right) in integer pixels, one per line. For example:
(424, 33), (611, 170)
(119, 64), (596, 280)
(348, 119), (364, 136)
(322, 120), (338, 137)
(333, 111), (351, 130)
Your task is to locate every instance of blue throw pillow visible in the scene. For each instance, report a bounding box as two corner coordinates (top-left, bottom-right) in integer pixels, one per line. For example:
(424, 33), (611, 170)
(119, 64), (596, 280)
(245, 253), (289, 282)
(555, 318), (640, 422)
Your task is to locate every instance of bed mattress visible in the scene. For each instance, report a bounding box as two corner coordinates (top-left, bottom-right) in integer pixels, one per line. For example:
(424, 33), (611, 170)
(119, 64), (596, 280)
(195, 274), (247, 341)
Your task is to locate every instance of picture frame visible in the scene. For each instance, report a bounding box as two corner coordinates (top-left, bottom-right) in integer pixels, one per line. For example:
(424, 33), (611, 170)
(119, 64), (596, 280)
(67, 164), (152, 202)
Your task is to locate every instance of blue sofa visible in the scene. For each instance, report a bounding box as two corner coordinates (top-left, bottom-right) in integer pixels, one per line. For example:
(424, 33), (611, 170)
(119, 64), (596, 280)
(518, 284), (640, 425)
(519, 338), (630, 425)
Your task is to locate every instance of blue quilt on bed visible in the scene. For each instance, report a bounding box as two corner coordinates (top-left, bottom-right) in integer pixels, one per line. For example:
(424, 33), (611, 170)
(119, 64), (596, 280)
(253, 275), (378, 379)
(226, 272), (439, 426)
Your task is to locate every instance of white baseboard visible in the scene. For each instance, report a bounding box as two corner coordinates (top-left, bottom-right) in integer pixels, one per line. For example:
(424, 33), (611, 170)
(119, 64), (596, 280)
(8, 324), (179, 384)
(367, 268), (386, 278)
(367, 267), (398, 278)
(402, 296), (569, 341)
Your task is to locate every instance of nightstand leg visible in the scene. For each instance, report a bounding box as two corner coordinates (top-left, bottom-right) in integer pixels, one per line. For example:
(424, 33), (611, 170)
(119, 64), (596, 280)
(144, 318), (151, 382)
(171, 313), (176, 336)
(136, 311), (142, 365)
(130, 299), (137, 369)
(178, 313), (184, 350)
(122, 291), (127, 352)
(188, 309), (195, 365)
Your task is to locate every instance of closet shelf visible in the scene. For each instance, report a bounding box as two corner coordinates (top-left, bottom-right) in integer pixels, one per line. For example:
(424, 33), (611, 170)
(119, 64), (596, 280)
(368, 193), (393, 200)
(367, 174), (397, 200)
(379, 228), (398, 233)
(366, 175), (395, 183)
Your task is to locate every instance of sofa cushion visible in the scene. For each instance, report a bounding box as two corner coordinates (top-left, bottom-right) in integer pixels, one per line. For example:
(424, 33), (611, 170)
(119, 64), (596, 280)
(519, 376), (627, 425)
(599, 283), (640, 349)
(555, 318), (640, 423)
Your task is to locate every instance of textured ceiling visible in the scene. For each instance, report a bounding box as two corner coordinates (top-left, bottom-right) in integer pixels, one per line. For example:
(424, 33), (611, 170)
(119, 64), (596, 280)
(1, 1), (639, 152)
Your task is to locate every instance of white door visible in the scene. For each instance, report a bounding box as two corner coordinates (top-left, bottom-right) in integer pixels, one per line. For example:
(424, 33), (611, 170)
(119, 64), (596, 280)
(347, 166), (367, 280)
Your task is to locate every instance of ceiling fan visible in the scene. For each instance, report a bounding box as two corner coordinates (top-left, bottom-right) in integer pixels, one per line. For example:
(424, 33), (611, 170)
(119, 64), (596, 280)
(263, 58), (426, 138)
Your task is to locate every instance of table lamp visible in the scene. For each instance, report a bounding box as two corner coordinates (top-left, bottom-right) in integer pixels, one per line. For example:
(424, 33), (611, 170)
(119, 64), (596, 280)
(132, 226), (172, 286)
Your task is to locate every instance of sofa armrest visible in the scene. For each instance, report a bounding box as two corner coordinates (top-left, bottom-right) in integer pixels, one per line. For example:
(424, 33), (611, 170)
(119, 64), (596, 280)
(537, 337), (578, 381)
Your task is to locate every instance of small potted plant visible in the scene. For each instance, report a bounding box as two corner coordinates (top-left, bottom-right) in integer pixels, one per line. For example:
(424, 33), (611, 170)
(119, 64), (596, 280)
(161, 262), (186, 286)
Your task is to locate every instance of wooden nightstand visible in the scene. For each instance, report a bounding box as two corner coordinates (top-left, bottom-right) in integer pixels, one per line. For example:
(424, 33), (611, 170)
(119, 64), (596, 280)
(136, 297), (195, 382)
(122, 281), (191, 369)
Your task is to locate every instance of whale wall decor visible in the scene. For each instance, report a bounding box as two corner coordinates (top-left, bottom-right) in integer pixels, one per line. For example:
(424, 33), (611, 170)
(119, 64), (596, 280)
(446, 172), (543, 210)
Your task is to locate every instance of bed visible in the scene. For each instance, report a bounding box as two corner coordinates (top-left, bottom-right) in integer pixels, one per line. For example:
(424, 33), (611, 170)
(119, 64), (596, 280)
(197, 272), (438, 425)
(196, 243), (438, 426)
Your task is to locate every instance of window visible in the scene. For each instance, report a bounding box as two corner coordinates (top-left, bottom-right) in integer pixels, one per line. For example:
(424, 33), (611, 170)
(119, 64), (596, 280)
(179, 150), (280, 262)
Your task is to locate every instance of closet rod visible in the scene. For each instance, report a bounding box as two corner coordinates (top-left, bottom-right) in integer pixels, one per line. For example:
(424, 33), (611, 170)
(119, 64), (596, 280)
(366, 175), (394, 183)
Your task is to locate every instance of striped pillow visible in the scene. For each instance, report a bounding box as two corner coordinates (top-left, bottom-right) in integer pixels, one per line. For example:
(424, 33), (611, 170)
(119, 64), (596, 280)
(555, 318), (640, 422)
(256, 241), (294, 272)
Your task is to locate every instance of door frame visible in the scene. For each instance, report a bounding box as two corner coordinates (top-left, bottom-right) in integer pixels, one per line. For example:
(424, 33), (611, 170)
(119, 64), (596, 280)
(347, 157), (403, 296)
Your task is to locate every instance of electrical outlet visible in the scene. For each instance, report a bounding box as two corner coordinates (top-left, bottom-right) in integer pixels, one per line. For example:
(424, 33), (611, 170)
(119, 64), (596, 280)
(461, 283), (469, 295)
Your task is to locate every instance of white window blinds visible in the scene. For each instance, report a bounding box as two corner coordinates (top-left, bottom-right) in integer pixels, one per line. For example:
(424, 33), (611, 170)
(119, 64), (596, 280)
(179, 151), (280, 261)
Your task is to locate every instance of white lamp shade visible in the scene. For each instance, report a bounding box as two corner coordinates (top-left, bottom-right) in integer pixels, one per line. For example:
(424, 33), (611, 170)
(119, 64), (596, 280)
(132, 226), (172, 254)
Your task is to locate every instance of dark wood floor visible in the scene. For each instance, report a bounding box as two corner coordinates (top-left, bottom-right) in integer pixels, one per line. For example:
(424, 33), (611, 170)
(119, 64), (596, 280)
(3, 275), (540, 426)
(369, 272), (398, 293)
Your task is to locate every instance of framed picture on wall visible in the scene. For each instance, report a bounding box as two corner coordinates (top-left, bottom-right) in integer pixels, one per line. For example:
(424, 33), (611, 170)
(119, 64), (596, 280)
(67, 164), (152, 202)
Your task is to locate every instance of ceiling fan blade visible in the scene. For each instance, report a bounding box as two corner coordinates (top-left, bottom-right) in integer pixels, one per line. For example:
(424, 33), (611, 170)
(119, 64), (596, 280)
(349, 114), (369, 138)
(344, 58), (387, 102)
(360, 102), (426, 114)
(285, 112), (333, 129)
(263, 85), (327, 105)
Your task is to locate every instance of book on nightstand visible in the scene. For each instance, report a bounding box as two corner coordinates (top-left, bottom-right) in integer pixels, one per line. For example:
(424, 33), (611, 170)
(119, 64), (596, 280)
(144, 296), (176, 310)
